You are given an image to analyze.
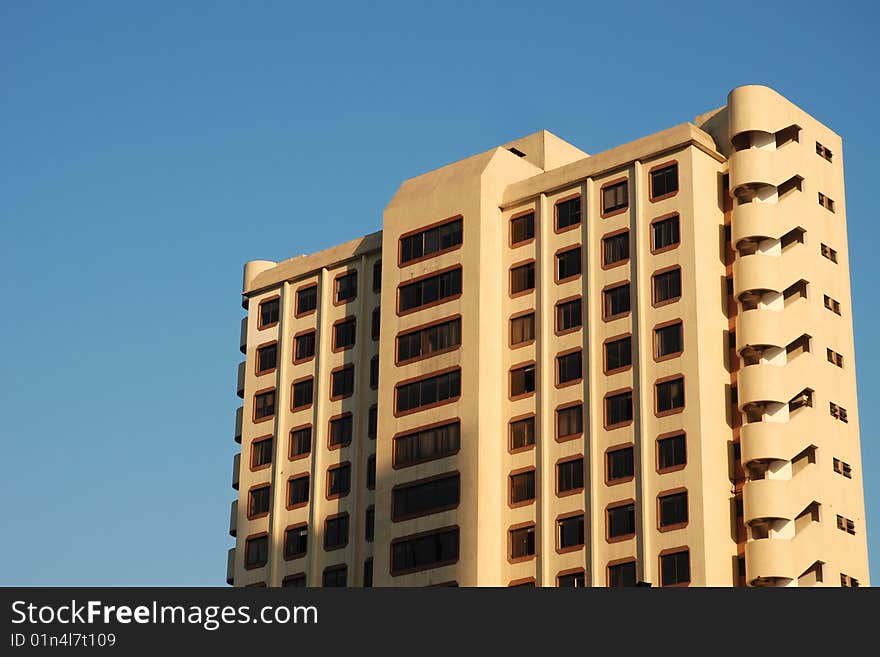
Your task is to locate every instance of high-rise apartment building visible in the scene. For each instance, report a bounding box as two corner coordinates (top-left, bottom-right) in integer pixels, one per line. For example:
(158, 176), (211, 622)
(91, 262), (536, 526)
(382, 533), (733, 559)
(226, 85), (869, 588)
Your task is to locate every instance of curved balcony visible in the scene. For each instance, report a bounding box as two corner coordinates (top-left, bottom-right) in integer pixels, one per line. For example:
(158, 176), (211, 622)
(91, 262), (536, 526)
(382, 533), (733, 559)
(236, 361), (246, 399)
(732, 255), (783, 299)
(229, 499), (238, 537)
(737, 297), (812, 354)
(232, 453), (240, 491)
(745, 538), (795, 584)
(234, 406), (243, 444)
(740, 421), (790, 465)
(730, 146), (776, 192)
(738, 362), (786, 407)
(729, 85), (793, 138)
(226, 548), (235, 586)
(239, 317), (248, 355)
(731, 200), (777, 244)
(743, 478), (790, 524)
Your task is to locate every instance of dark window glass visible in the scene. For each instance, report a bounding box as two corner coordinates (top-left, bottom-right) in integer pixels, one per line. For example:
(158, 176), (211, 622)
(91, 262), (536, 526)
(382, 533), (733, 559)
(655, 322), (683, 358)
(399, 268), (462, 312)
(557, 247), (581, 280)
(252, 437), (273, 468)
(295, 331), (316, 361)
(333, 318), (356, 350)
(511, 262), (535, 294)
(557, 405), (583, 439)
(327, 464), (351, 498)
(394, 421), (461, 467)
(654, 269), (682, 304)
(284, 526), (308, 559)
(365, 506), (375, 542)
(372, 307), (381, 340)
(603, 231), (629, 265)
(509, 525), (536, 559)
(393, 473), (460, 520)
(558, 515), (585, 549)
(661, 550), (690, 586)
(245, 535), (268, 568)
(510, 313), (535, 346)
(604, 283), (631, 318)
(370, 356), (379, 389)
(287, 475), (309, 506)
(322, 566), (347, 587)
(290, 426), (311, 458)
(395, 369), (461, 413)
(400, 218), (463, 264)
(657, 377), (685, 413)
(606, 391), (633, 426)
(511, 364), (536, 396)
(510, 416), (536, 450)
(292, 379), (313, 410)
(296, 286), (317, 314)
(558, 571), (585, 587)
(324, 515), (349, 550)
(511, 212), (535, 244)
(368, 406), (378, 440)
(607, 446), (634, 481)
(372, 260), (382, 293)
(557, 351), (582, 384)
(331, 366), (355, 399)
(608, 561), (637, 587)
(652, 215), (680, 250)
(659, 491), (688, 527)
(254, 390), (276, 419)
(557, 458), (584, 493)
(249, 485), (271, 517)
(651, 164), (679, 198)
(335, 272), (357, 303)
(363, 559), (373, 587)
(391, 528), (459, 573)
(607, 503), (635, 538)
(603, 181), (628, 213)
(259, 299), (279, 328)
(605, 336), (632, 372)
(556, 298), (582, 332)
(397, 318), (461, 362)
(283, 574), (306, 587)
(510, 470), (536, 504)
(366, 455), (376, 490)
(556, 197), (581, 230)
(329, 414), (352, 448)
(257, 343), (277, 373)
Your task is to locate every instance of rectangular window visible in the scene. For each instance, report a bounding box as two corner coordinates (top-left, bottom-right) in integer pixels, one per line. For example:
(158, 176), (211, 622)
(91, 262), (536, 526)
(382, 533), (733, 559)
(840, 573), (859, 588)
(510, 262), (535, 295)
(372, 307), (381, 340)
(556, 246), (581, 281)
(400, 217), (463, 265)
(660, 550), (690, 586)
(820, 243), (838, 263)
(284, 525), (308, 559)
(558, 515), (585, 550)
(296, 285), (317, 315)
(511, 212), (535, 245)
(366, 455), (376, 490)
(397, 317), (462, 363)
(289, 426), (311, 459)
(294, 331), (316, 361)
(650, 163), (678, 199)
(510, 416), (536, 450)
(652, 214), (680, 251)
(659, 491), (688, 528)
(829, 401), (848, 423)
(363, 559), (373, 587)
(331, 366), (355, 399)
(256, 343), (277, 374)
(258, 298), (279, 329)
(556, 196), (581, 230)
(248, 485), (271, 518)
(399, 267), (462, 312)
(329, 414), (353, 448)
(605, 390), (633, 427)
(327, 464), (351, 499)
(391, 527), (460, 574)
(608, 561), (637, 587)
(655, 322), (683, 359)
(833, 457), (853, 479)
(556, 298), (582, 332)
(291, 379), (313, 410)
(818, 192), (835, 212)
(824, 294), (842, 315)
(602, 180), (628, 214)
(333, 318), (356, 350)
(510, 313), (535, 346)
(607, 503), (635, 538)
(605, 336), (632, 372)
(658, 433), (687, 471)
(653, 268), (682, 304)
(836, 514), (856, 535)
(557, 350), (582, 385)
(368, 405), (377, 440)
(827, 348), (844, 368)
(396, 369), (461, 414)
(557, 457), (584, 494)
(287, 475), (309, 508)
(372, 260), (382, 293)
(603, 231), (629, 266)
(607, 446), (634, 482)
(365, 506), (375, 542)
(282, 574), (306, 587)
(510, 363), (536, 397)
(509, 525), (536, 559)
(335, 272), (357, 303)
(245, 535), (268, 568)
(603, 283), (630, 319)
(816, 141), (833, 162)
(394, 421), (461, 468)
(251, 437), (273, 469)
(657, 377), (685, 414)
(558, 571), (585, 587)
(322, 566), (347, 587)
(557, 404), (583, 440)
(509, 470), (536, 505)
(393, 473), (460, 520)
(324, 514), (350, 550)
(254, 390), (276, 420)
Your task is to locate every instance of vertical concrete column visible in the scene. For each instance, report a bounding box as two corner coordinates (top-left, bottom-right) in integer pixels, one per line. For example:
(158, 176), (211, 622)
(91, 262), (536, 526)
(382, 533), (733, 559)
(536, 192), (553, 586)
(581, 179), (594, 587)
(352, 254), (370, 584)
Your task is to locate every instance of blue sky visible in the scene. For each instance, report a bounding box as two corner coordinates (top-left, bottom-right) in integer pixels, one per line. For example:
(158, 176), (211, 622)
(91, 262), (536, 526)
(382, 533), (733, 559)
(1, 0), (877, 585)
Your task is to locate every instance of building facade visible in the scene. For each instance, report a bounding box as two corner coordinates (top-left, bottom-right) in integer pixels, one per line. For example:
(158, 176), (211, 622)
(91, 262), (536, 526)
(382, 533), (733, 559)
(226, 85), (869, 587)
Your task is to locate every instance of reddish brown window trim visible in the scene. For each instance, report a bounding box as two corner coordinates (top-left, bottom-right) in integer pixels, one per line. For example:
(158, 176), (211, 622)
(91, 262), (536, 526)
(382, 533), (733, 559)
(249, 434), (273, 472)
(396, 264), (463, 317)
(393, 366), (462, 418)
(509, 359), (537, 401)
(285, 473), (310, 511)
(327, 411), (353, 451)
(648, 159), (680, 203)
(604, 386), (634, 430)
(397, 215), (464, 268)
(556, 453), (585, 498)
(602, 280), (632, 322)
(244, 531), (269, 570)
(391, 417), (462, 469)
(657, 487), (689, 533)
(325, 461), (352, 501)
(257, 295), (280, 330)
(555, 347), (583, 389)
(554, 244), (582, 284)
(604, 442), (635, 486)
(254, 339), (278, 377)
(555, 295), (583, 336)
(509, 208), (537, 248)
(555, 402), (584, 443)
(252, 386), (276, 424)
(507, 521), (537, 564)
(556, 567), (586, 586)
(658, 546), (691, 587)
(653, 319), (684, 362)
(652, 265), (682, 308)
(282, 522), (308, 561)
(323, 511), (350, 551)
(246, 483), (271, 520)
(332, 269), (358, 307)
(600, 176), (630, 219)
(508, 412), (537, 454)
(394, 313), (462, 366)
(331, 316), (357, 353)
(654, 374), (686, 418)
(554, 192), (582, 234)
(329, 364), (355, 402)
(509, 309), (536, 350)
(391, 470), (461, 522)
(282, 573), (307, 586)
(605, 499), (637, 544)
(288, 423), (312, 462)
(603, 332), (633, 375)
(509, 258), (536, 299)
(389, 525), (461, 576)
(555, 510), (586, 554)
(292, 329), (317, 365)
(508, 466), (537, 509)
(508, 577), (536, 587)
(294, 283), (318, 318)
(650, 212), (681, 255)
(290, 376), (314, 412)
(601, 227), (630, 270)
(606, 557), (637, 585)
(656, 430), (688, 474)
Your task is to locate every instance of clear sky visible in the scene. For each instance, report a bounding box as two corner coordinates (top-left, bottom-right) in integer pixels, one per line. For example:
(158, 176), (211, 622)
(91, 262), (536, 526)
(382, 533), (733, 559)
(1, 0), (877, 586)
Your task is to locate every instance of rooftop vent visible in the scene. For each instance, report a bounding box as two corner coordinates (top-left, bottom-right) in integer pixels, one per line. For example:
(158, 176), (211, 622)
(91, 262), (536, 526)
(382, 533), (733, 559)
(507, 147), (527, 158)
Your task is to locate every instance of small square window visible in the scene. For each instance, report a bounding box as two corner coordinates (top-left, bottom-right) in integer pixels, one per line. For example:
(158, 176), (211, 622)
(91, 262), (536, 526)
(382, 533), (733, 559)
(658, 433), (686, 471)
(603, 283), (631, 319)
(511, 364), (536, 397)
(557, 457), (584, 494)
(284, 526), (308, 560)
(605, 390), (633, 427)
(556, 298), (582, 333)
(655, 322), (683, 359)
(556, 247), (581, 281)
(251, 437), (273, 469)
(557, 350), (582, 385)
(329, 414), (353, 448)
(254, 390), (276, 420)
(603, 231), (629, 266)
(607, 503), (635, 539)
(605, 336), (632, 372)
(333, 318), (356, 350)
(509, 525), (536, 559)
(556, 404), (583, 441)
(510, 470), (536, 505)
(556, 196), (581, 230)
(510, 313), (535, 346)
(245, 535), (269, 569)
(291, 379), (313, 410)
(511, 212), (535, 245)
(653, 268), (682, 305)
(602, 180), (628, 215)
(510, 416), (536, 450)
(656, 377), (685, 414)
(324, 514), (350, 550)
(331, 366), (355, 399)
(608, 560), (636, 587)
(511, 262), (536, 295)
(335, 272), (358, 303)
(607, 446), (634, 482)
(660, 550), (690, 586)
(652, 215), (680, 251)
(557, 515), (585, 550)
(659, 491), (688, 528)
(650, 163), (678, 200)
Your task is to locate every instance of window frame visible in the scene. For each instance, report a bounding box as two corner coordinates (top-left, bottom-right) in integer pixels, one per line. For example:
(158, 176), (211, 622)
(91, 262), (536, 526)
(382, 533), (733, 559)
(294, 283), (318, 318)
(393, 366), (462, 417)
(655, 374), (686, 418)
(254, 340), (278, 377)
(257, 295), (280, 330)
(244, 532), (269, 570)
(290, 376), (314, 412)
(555, 295), (583, 336)
(556, 511), (586, 554)
(650, 212), (681, 255)
(392, 418), (461, 469)
(600, 176), (629, 218)
(509, 413), (536, 454)
(283, 522), (308, 561)
(601, 227), (630, 270)
(327, 412), (353, 450)
(394, 315), (462, 365)
(288, 424), (312, 462)
(390, 525), (461, 576)
(555, 347), (583, 388)
(603, 333), (633, 375)
(397, 215), (464, 267)
(652, 265), (683, 308)
(508, 522), (537, 563)
(653, 319), (684, 362)
(657, 488), (689, 532)
(659, 547), (691, 587)
(333, 270), (358, 306)
(602, 281), (631, 321)
(555, 401), (584, 443)
(326, 462), (352, 500)
(509, 259), (536, 298)
(250, 434), (273, 472)
(554, 244), (582, 284)
(554, 193), (582, 234)
(397, 264), (463, 316)
(605, 443), (635, 486)
(253, 387), (276, 424)
(656, 431), (687, 474)
(509, 209), (536, 247)
(604, 387), (634, 430)
(391, 471), (461, 522)
(285, 473), (310, 511)
(329, 364), (355, 401)
(556, 454), (585, 498)
(331, 316), (357, 353)
(648, 160), (679, 202)
(509, 310), (536, 349)
(508, 467), (537, 508)
(509, 360), (537, 400)
(606, 499), (637, 543)
(292, 329), (316, 365)
(246, 483), (271, 520)
(323, 512), (350, 551)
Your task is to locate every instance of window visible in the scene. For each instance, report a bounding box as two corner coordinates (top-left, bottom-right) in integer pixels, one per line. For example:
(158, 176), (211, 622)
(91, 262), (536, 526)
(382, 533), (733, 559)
(283, 574), (306, 587)
(554, 351), (581, 386)
(400, 217), (463, 264)
(658, 433), (687, 471)
(656, 377), (685, 415)
(827, 348), (844, 368)
(370, 355), (379, 389)
(603, 283), (630, 319)
(605, 390), (633, 427)
(291, 379), (313, 410)
(655, 322), (683, 359)
(660, 550), (690, 586)
(366, 455), (376, 490)
(245, 535), (268, 569)
(393, 473), (460, 520)
(294, 331), (316, 362)
(509, 525), (536, 560)
(833, 457), (853, 479)
(363, 559), (373, 587)
(289, 426), (311, 459)
(607, 446), (634, 482)
(394, 421), (461, 467)
(557, 457), (584, 494)
(824, 294), (842, 315)
(324, 514), (350, 550)
(287, 475), (309, 508)
(602, 180), (628, 215)
(659, 491), (688, 529)
(821, 243), (838, 263)
(368, 405), (378, 440)
(335, 272), (357, 303)
(652, 214), (680, 251)
(372, 307), (381, 340)
(557, 404), (583, 441)
(605, 336), (632, 372)
(391, 527), (460, 574)
(510, 416), (536, 450)
(248, 485), (271, 518)
(818, 192), (835, 212)
(603, 231), (629, 266)
(556, 246), (581, 281)
(296, 285), (317, 315)
(258, 297), (279, 329)
(510, 262), (535, 295)
(556, 196), (581, 230)
(397, 317), (462, 363)
(509, 470), (536, 506)
(331, 365), (355, 400)
(322, 566), (347, 587)
(650, 163), (678, 200)
(608, 560), (637, 587)
(510, 313), (535, 346)
(256, 343), (277, 375)
(372, 259), (382, 293)
(399, 267), (462, 312)
(607, 503), (636, 539)
(558, 514), (585, 551)
(829, 402), (849, 423)
(251, 436), (273, 469)
(329, 414), (352, 448)
(558, 570), (586, 587)
(327, 463), (351, 499)
(511, 212), (535, 245)
(365, 506), (375, 542)
(254, 390), (276, 420)
(333, 318), (356, 350)
(556, 297), (582, 333)
(840, 573), (859, 588)
(284, 525), (308, 559)
(816, 141), (833, 162)
(395, 369), (461, 414)
(836, 514), (856, 535)
(653, 268), (682, 305)
(510, 363), (536, 397)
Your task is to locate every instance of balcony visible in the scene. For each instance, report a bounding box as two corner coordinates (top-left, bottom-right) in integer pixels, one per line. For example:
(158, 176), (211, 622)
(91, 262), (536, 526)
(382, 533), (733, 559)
(226, 548), (235, 586)
(239, 317), (247, 355)
(236, 362), (245, 399)
(743, 478), (790, 525)
(731, 199), (777, 244)
(730, 146), (775, 192)
(232, 453), (240, 491)
(740, 421), (789, 465)
(234, 406), (243, 444)
(738, 362), (786, 407)
(229, 499), (238, 537)
(745, 538), (794, 584)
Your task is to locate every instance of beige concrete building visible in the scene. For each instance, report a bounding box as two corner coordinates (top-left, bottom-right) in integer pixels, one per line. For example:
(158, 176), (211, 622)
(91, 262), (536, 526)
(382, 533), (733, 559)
(226, 85), (869, 587)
